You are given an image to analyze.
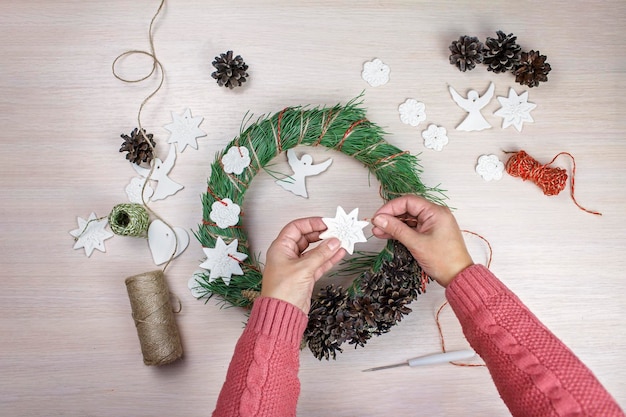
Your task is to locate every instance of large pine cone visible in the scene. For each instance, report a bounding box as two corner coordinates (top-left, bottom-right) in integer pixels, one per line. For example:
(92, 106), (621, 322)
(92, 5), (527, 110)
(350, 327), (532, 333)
(119, 128), (155, 165)
(211, 50), (249, 89)
(514, 50), (552, 87)
(483, 31), (522, 73)
(449, 35), (484, 72)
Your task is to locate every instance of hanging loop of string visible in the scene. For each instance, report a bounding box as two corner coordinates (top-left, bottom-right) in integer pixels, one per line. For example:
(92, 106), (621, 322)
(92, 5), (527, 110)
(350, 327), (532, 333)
(435, 230), (492, 367)
(111, 0), (179, 272)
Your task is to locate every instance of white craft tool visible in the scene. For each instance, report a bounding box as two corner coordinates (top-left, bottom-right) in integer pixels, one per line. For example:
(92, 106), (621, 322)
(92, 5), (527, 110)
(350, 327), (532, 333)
(362, 349), (476, 372)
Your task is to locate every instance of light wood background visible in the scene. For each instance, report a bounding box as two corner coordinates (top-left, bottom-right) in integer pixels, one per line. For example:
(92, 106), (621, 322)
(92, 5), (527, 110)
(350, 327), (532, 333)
(1, 1), (625, 416)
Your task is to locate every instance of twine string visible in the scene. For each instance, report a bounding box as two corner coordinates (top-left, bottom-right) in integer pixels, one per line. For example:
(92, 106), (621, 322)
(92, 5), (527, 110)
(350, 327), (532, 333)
(111, 0), (183, 271)
(125, 270), (183, 366)
(109, 203), (150, 237)
(505, 150), (601, 216)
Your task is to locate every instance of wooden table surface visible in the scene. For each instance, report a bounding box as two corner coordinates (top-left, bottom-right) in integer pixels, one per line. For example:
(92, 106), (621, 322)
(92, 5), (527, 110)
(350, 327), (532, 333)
(1, 1), (625, 416)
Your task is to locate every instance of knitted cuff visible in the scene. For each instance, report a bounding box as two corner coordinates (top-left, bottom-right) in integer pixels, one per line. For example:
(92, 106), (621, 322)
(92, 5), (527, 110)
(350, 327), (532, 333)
(445, 264), (511, 318)
(246, 297), (308, 346)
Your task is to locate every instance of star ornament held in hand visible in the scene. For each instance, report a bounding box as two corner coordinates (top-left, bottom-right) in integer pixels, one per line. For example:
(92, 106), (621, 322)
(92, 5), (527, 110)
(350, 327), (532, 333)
(164, 108), (207, 152)
(69, 212), (114, 257)
(320, 206), (369, 255)
(199, 237), (248, 284)
(494, 88), (537, 132)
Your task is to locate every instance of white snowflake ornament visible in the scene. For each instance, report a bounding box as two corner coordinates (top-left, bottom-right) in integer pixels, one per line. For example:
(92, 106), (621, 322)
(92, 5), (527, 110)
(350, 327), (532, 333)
(421, 124), (449, 151)
(125, 176), (154, 204)
(398, 99), (426, 127)
(361, 58), (390, 87)
(199, 237), (248, 284)
(188, 270), (208, 299)
(222, 146), (251, 175)
(164, 108), (207, 152)
(209, 198), (241, 229)
(494, 88), (537, 132)
(475, 154), (505, 181)
(69, 212), (114, 257)
(319, 206), (369, 255)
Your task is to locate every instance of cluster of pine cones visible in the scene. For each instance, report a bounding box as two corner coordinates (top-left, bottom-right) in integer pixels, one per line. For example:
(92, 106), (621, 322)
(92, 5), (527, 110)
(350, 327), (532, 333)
(449, 30), (551, 88)
(304, 241), (429, 360)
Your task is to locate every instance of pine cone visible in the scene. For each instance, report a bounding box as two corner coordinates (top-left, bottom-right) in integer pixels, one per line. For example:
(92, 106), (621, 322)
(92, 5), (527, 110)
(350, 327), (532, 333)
(449, 35), (484, 72)
(514, 50), (552, 88)
(211, 50), (249, 89)
(119, 128), (156, 165)
(483, 30), (522, 73)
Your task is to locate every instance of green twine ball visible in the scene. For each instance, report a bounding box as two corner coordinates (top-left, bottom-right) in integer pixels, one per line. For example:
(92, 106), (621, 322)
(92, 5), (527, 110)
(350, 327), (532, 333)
(109, 203), (150, 237)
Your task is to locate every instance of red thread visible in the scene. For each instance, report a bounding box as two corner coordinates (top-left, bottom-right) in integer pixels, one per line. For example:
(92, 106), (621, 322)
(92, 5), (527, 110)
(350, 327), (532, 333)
(206, 186), (227, 206)
(314, 110), (335, 146)
(336, 119), (367, 151)
(373, 150), (410, 168)
(228, 253), (243, 263)
(276, 108), (287, 153)
(505, 150), (601, 216)
(201, 220), (243, 228)
(434, 230), (492, 368)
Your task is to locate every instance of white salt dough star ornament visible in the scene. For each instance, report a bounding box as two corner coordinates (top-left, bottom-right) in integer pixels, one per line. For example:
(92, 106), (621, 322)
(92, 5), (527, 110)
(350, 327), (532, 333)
(449, 82), (495, 131)
(69, 212), (114, 257)
(398, 99), (426, 127)
(362, 58), (390, 87)
(222, 146), (251, 175)
(164, 108), (207, 152)
(132, 145), (184, 201)
(200, 237), (248, 284)
(276, 149), (332, 198)
(320, 206), (369, 255)
(475, 154), (505, 181)
(494, 88), (537, 132)
(209, 198), (241, 228)
(421, 124), (449, 151)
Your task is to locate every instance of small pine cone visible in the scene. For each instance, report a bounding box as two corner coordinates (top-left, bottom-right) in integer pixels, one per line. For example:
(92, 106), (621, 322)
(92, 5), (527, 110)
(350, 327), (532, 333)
(119, 128), (156, 165)
(211, 50), (249, 89)
(483, 30), (522, 73)
(449, 35), (484, 72)
(514, 50), (552, 88)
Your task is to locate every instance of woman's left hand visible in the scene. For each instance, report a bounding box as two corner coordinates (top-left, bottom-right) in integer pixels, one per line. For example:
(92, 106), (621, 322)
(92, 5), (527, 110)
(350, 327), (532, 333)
(261, 217), (345, 314)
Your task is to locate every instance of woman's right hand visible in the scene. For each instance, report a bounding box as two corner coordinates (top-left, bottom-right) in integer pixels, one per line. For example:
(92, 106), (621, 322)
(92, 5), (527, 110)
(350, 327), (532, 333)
(371, 195), (473, 287)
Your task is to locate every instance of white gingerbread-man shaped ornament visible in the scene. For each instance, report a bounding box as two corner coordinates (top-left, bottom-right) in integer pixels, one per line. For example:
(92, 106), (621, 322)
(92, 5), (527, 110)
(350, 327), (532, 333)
(276, 149), (332, 198)
(132, 144), (184, 201)
(449, 82), (495, 132)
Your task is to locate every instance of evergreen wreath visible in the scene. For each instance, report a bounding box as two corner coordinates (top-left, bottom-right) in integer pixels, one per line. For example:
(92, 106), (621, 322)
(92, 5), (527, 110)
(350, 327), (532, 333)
(194, 98), (444, 359)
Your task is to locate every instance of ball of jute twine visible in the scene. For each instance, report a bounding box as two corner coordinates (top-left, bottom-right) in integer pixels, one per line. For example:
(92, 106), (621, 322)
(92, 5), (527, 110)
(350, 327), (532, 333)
(109, 203), (150, 237)
(125, 270), (183, 366)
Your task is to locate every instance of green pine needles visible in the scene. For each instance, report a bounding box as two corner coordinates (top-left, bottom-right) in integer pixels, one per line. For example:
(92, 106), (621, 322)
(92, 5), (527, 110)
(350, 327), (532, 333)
(194, 98), (444, 357)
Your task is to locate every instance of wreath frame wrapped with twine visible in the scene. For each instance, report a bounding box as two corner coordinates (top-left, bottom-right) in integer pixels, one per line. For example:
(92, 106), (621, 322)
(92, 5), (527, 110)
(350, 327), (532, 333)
(194, 98), (443, 359)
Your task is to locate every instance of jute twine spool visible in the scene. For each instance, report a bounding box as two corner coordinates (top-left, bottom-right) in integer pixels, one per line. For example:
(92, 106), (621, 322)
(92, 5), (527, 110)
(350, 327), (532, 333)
(109, 203), (150, 237)
(125, 270), (183, 366)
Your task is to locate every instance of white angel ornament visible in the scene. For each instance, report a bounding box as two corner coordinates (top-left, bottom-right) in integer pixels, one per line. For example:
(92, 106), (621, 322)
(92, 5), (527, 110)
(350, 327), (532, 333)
(276, 149), (332, 198)
(132, 144), (184, 201)
(449, 82), (495, 132)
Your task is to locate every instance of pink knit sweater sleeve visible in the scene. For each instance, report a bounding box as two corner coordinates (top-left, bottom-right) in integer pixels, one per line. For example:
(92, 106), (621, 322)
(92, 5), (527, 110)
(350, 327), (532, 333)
(212, 297), (308, 417)
(446, 264), (624, 417)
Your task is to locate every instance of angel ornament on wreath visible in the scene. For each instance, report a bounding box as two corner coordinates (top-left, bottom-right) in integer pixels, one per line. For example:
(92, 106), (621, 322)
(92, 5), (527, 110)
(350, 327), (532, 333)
(193, 99), (444, 360)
